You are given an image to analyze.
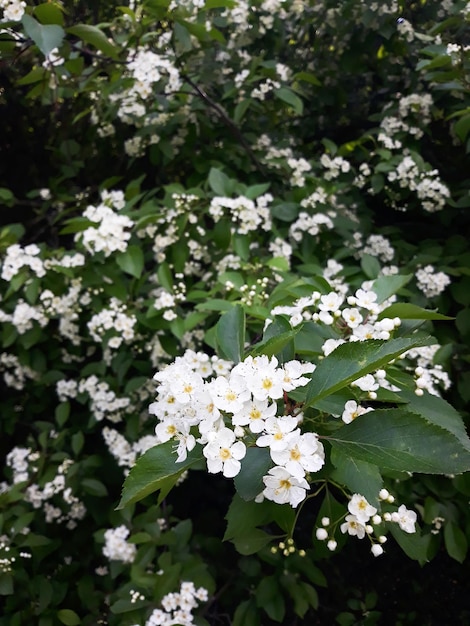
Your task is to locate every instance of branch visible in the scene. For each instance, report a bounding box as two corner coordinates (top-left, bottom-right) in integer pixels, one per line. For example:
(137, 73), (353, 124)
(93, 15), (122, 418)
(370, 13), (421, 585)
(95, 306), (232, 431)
(182, 74), (267, 177)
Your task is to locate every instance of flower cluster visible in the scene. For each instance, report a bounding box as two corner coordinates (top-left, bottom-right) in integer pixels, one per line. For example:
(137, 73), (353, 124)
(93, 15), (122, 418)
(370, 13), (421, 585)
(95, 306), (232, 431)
(103, 525), (137, 564)
(75, 191), (134, 257)
(150, 350), (324, 507)
(316, 491), (417, 557)
(144, 581), (208, 626)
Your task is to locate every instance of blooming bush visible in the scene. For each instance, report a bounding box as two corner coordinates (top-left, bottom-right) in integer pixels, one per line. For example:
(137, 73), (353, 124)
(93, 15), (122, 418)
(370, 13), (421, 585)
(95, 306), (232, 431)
(1, 0), (470, 623)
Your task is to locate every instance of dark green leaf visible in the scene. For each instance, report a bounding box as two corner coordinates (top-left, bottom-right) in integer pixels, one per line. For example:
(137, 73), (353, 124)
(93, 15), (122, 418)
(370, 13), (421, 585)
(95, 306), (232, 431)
(330, 449), (383, 506)
(256, 576), (285, 622)
(388, 523), (430, 565)
(444, 521), (468, 563)
(116, 245), (144, 278)
(274, 87), (303, 114)
(233, 447), (271, 501)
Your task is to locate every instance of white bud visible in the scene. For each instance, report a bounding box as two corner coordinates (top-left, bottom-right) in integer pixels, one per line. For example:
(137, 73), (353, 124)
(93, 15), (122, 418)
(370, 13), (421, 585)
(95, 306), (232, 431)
(316, 528), (328, 541)
(372, 515), (382, 525)
(371, 544), (384, 557)
(327, 540), (337, 551)
(379, 488), (390, 500)
(378, 535), (387, 544)
(321, 517), (330, 526)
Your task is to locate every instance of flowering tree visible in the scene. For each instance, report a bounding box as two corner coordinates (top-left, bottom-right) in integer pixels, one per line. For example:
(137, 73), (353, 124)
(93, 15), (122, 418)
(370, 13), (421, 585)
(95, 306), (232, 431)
(1, 0), (470, 624)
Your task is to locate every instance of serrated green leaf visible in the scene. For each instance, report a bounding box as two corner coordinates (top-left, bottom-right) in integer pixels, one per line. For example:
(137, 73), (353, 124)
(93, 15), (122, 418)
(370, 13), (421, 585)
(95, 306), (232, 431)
(67, 24), (119, 59)
(215, 304), (245, 363)
(399, 389), (470, 451)
(117, 442), (203, 509)
(328, 409), (470, 474)
(305, 336), (431, 407)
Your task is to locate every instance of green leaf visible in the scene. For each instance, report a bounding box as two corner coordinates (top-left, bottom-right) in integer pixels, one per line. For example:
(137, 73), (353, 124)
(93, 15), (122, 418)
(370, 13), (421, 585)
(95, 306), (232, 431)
(249, 329), (299, 360)
(388, 523), (430, 565)
(233, 447), (271, 501)
(378, 303), (453, 321)
(454, 113), (470, 143)
(361, 254), (381, 279)
(208, 167), (232, 196)
(294, 71), (321, 86)
(215, 304), (245, 363)
(81, 478), (108, 497)
(330, 449), (383, 506)
(34, 3), (64, 26)
(117, 442), (203, 509)
(328, 409), (470, 474)
(116, 245), (144, 278)
(225, 494), (274, 540)
(0, 574), (13, 595)
(274, 87), (303, 114)
(444, 521), (468, 563)
(57, 609), (81, 626)
(305, 336), (431, 407)
(256, 576), (285, 622)
(371, 274), (412, 304)
(67, 24), (119, 59)
(22, 14), (65, 56)
(156, 261), (173, 292)
(399, 389), (470, 452)
(232, 528), (273, 555)
(233, 600), (260, 626)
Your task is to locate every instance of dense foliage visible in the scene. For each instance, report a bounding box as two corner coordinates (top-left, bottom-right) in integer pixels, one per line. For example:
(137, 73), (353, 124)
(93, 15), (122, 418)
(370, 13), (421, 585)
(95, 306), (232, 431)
(1, 1), (470, 624)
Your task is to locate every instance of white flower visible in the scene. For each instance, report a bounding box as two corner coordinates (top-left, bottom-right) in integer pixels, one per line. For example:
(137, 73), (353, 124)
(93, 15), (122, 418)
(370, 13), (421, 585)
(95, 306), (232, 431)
(341, 400), (374, 424)
(256, 416), (299, 451)
(340, 514), (367, 539)
(208, 376), (250, 413)
(270, 431), (325, 480)
(262, 466), (309, 507)
(348, 494), (377, 524)
(203, 428), (246, 478)
(391, 505), (417, 533)
(231, 398), (277, 434)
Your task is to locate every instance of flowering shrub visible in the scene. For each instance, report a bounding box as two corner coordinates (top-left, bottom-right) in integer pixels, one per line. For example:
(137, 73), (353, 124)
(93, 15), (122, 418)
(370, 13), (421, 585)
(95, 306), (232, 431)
(1, 0), (470, 624)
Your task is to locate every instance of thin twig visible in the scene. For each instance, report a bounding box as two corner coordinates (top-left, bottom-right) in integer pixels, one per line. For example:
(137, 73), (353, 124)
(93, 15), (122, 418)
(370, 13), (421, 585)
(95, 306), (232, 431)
(182, 74), (267, 177)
